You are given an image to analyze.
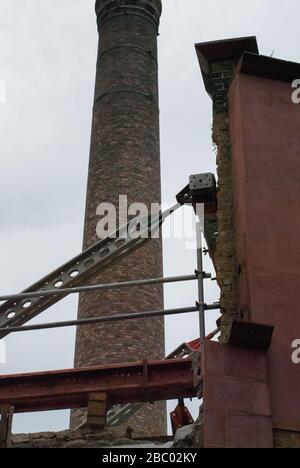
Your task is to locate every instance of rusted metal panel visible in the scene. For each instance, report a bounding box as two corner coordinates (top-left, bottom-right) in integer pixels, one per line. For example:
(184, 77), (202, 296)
(0, 358), (196, 413)
(170, 400), (194, 435)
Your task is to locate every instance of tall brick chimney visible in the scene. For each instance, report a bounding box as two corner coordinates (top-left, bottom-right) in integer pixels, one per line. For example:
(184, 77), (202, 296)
(71, 0), (166, 435)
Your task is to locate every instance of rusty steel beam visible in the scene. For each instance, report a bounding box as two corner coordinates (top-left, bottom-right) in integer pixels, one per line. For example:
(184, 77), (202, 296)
(0, 406), (14, 449)
(0, 358), (196, 414)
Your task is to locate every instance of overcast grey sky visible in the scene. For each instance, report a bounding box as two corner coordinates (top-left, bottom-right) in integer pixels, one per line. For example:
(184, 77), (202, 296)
(0, 0), (299, 434)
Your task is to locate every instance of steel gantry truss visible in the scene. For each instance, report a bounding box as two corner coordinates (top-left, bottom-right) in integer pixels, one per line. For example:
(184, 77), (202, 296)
(0, 203), (180, 338)
(0, 173), (218, 339)
(0, 174), (219, 438)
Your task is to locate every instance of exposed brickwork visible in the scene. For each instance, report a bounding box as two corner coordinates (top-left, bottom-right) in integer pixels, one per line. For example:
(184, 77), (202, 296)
(196, 38), (259, 342)
(71, 0), (166, 436)
(210, 60), (240, 342)
(210, 60), (236, 113)
(274, 430), (300, 448)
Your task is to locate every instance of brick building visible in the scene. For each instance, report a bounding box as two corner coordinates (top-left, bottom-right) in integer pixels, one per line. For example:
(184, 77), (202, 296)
(196, 37), (300, 448)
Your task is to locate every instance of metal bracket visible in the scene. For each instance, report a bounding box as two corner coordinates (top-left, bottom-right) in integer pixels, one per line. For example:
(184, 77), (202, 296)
(177, 173), (218, 261)
(170, 399), (194, 435)
(195, 269), (212, 280)
(87, 392), (108, 429)
(176, 173), (217, 207)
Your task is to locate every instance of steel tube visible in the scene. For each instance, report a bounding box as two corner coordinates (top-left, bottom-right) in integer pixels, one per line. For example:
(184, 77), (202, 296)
(0, 274), (197, 302)
(0, 304), (220, 335)
(196, 221), (206, 343)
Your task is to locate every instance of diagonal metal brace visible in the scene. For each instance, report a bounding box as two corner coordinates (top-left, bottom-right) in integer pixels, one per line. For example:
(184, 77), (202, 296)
(0, 204), (180, 339)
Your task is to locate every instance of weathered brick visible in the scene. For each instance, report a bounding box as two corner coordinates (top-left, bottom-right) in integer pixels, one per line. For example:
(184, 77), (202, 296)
(209, 60), (240, 338)
(71, 0), (166, 437)
(274, 430), (300, 448)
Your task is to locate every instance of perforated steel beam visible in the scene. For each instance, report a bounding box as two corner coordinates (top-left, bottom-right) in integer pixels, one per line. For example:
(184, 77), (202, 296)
(0, 358), (196, 413)
(0, 204), (180, 339)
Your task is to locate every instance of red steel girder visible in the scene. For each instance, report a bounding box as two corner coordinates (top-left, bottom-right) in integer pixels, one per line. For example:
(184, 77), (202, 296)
(0, 358), (196, 413)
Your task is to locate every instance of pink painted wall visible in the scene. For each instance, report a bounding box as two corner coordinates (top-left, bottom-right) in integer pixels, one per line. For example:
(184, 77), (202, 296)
(203, 341), (273, 448)
(229, 71), (300, 431)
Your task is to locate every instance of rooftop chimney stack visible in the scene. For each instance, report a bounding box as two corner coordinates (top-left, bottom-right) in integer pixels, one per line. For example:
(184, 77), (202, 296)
(71, 0), (166, 435)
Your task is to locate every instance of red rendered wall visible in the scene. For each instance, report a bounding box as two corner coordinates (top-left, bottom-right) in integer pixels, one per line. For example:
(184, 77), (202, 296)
(228, 72), (300, 431)
(203, 341), (273, 448)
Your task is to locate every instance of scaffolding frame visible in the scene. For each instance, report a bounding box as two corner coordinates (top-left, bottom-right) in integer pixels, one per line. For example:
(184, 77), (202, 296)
(0, 173), (220, 440)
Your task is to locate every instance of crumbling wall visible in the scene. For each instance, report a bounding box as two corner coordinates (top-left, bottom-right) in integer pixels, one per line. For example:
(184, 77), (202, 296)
(274, 430), (300, 449)
(210, 60), (239, 342)
(10, 429), (172, 449)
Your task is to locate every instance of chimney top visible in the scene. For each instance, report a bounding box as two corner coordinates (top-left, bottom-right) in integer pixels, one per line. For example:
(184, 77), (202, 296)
(95, 0), (162, 31)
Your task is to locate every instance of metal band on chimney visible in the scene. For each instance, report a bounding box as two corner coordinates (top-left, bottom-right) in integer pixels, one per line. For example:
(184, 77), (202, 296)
(95, 0), (162, 33)
(98, 44), (158, 65)
(94, 88), (158, 109)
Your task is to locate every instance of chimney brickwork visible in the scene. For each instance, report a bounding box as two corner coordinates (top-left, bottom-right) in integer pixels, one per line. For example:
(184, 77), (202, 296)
(71, 0), (166, 436)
